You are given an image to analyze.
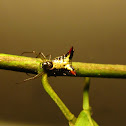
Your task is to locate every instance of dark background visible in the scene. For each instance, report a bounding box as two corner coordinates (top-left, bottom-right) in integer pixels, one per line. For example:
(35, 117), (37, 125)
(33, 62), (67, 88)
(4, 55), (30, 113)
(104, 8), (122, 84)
(0, 0), (126, 126)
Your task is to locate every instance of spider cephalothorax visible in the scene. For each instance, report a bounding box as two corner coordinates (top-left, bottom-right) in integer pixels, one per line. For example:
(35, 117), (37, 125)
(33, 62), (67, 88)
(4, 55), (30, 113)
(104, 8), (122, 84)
(42, 61), (53, 72)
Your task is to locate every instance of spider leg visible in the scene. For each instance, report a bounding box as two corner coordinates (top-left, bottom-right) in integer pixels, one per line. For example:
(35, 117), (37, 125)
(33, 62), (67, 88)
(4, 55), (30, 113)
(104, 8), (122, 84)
(26, 73), (34, 77)
(21, 51), (38, 56)
(21, 51), (46, 60)
(45, 54), (51, 60)
(40, 52), (46, 59)
(16, 72), (44, 84)
(36, 52), (46, 59)
(49, 54), (51, 60)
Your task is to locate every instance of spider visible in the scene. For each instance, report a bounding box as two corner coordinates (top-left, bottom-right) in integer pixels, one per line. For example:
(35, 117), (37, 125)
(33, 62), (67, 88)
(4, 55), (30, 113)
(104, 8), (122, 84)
(18, 47), (76, 83)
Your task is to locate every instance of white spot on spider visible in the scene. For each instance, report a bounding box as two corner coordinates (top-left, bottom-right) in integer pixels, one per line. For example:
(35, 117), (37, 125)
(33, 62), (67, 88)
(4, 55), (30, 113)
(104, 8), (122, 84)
(63, 73), (66, 75)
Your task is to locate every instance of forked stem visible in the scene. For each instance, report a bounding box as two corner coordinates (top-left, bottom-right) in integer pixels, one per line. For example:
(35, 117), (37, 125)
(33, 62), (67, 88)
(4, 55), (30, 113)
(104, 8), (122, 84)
(41, 74), (76, 124)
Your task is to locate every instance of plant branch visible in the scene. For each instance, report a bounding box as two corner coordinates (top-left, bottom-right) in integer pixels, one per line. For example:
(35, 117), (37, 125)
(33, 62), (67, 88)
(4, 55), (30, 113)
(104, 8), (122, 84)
(41, 74), (76, 124)
(0, 53), (126, 78)
(83, 77), (90, 111)
(73, 62), (126, 78)
(0, 53), (41, 74)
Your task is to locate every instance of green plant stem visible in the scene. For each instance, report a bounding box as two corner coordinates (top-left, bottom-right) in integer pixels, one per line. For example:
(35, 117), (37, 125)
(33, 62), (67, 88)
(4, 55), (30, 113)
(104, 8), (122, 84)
(74, 62), (126, 78)
(0, 53), (126, 78)
(83, 77), (90, 111)
(75, 77), (99, 126)
(0, 53), (41, 74)
(41, 74), (76, 124)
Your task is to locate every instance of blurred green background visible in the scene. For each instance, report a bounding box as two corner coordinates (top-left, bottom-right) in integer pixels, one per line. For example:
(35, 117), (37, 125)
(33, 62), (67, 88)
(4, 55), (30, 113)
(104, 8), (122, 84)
(0, 0), (126, 126)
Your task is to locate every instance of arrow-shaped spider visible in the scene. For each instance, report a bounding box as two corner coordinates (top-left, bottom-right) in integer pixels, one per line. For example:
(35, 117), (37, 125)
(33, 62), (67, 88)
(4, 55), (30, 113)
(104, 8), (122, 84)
(19, 47), (76, 83)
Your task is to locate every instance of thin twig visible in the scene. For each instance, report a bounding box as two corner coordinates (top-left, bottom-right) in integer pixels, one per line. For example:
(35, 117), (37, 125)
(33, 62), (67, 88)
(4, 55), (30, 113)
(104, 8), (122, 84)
(41, 74), (76, 124)
(0, 53), (126, 78)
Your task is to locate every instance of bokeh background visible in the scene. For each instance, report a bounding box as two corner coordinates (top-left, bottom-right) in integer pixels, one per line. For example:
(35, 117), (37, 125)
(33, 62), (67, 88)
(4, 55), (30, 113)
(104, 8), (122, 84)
(0, 0), (126, 126)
